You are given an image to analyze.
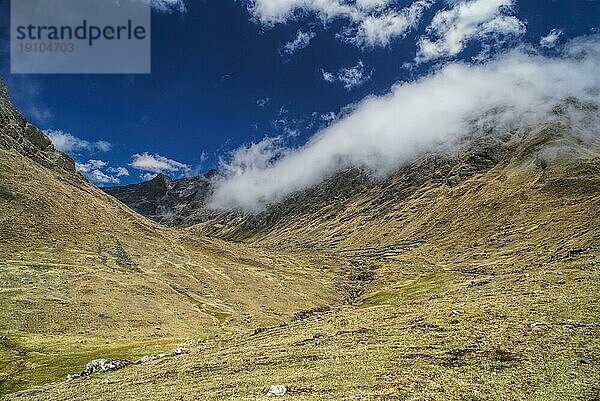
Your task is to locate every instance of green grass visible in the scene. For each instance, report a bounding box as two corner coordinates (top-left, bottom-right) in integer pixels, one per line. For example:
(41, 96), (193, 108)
(0, 333), (179, 396)
(361, 271), (459, 307)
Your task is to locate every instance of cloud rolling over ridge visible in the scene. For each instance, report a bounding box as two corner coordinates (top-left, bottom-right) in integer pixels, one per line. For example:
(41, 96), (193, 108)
(209, 36), (600, 212)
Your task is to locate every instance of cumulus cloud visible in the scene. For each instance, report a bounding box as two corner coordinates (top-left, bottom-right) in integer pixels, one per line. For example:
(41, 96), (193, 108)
(343, 0), (434, 48)
(416, 0), (525, 62)
(218, 136), (289, 178)
(130, 152), (191, 177)
(281, 30), (317, 55)
(247, 0), (432, 49)
(322, 60), (373, 90)
(540, 29), (563, 48)
(76, 159), (127, 185)
(209, 35), (600, 212)
(45, 129), (111, 153)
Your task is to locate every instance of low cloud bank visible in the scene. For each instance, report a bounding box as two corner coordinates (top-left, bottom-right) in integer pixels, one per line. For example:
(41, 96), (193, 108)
(209, 36), (600, 212)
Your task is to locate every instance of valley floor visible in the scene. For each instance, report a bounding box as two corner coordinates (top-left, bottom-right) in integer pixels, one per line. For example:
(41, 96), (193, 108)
(4, 254), (599, 400)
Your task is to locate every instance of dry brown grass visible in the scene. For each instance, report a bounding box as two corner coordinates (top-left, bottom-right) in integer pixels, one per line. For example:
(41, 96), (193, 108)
(6, 256), (599, 400)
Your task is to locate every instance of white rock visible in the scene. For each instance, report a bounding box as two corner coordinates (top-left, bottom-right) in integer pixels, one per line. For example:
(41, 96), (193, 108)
(134, 355), (153, 364)
(65, 374), (79, 382)
(82, 359), (130, 376)
(171, 347), (190, 356)
(267, 384), (287, 397)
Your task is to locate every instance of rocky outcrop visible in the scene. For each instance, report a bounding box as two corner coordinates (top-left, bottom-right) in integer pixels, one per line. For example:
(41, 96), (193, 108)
(0, 80), (75, 172)
(65, 347), (193, 383)
(81, 359), (131, 376)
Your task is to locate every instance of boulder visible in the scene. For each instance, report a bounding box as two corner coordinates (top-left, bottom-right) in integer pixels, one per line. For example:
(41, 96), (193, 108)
(171, 347), (190, 356)
(267, 384), (287, 397)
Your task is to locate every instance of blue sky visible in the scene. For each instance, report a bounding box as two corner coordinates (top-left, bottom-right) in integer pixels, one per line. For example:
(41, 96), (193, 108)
(0, 0), (599, 186)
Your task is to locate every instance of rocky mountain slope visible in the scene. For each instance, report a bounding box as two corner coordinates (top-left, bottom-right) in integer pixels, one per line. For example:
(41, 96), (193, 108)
(105, 106), (599, 279)
(1, 79), (599, 400)
(102, 171), (218, 227)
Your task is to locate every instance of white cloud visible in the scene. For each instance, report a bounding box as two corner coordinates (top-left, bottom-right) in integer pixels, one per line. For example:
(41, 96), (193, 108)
(355, 0), (392, 12)
(321, 111), (337, 123)
(344, 0), (433, 48)
(322, 60), (373, 90)
(247, 0), (432, 49)
(130, 152), (191, 176)
(76, 160), (125, 185)
(321, 70), (336, 82)
(416, 0), (525, 62)
(270, 108), (304, 138)
(248, 0), (356, 24)
(338, 61), (373, 89)
(45, 129), (111, 154)
(141, 172), (159, 181)
(88, 169), (120, 184)
(540, 29), (563, 48)
(108, 166), (130, 177)
(219, 136), (289, 178)
(257, 97), (271, 107)
(209, 35), (600, 212)
(282, 30), (316, 55)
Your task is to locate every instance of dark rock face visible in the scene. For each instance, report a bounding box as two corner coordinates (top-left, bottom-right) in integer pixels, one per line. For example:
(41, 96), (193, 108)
(102, 170), (218, 227)
(0, 80), (76, 173)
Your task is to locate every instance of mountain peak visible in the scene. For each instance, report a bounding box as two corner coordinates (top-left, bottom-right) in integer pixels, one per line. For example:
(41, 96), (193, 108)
(153, 173), (172, 183)
(204, 169), (218, 179)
